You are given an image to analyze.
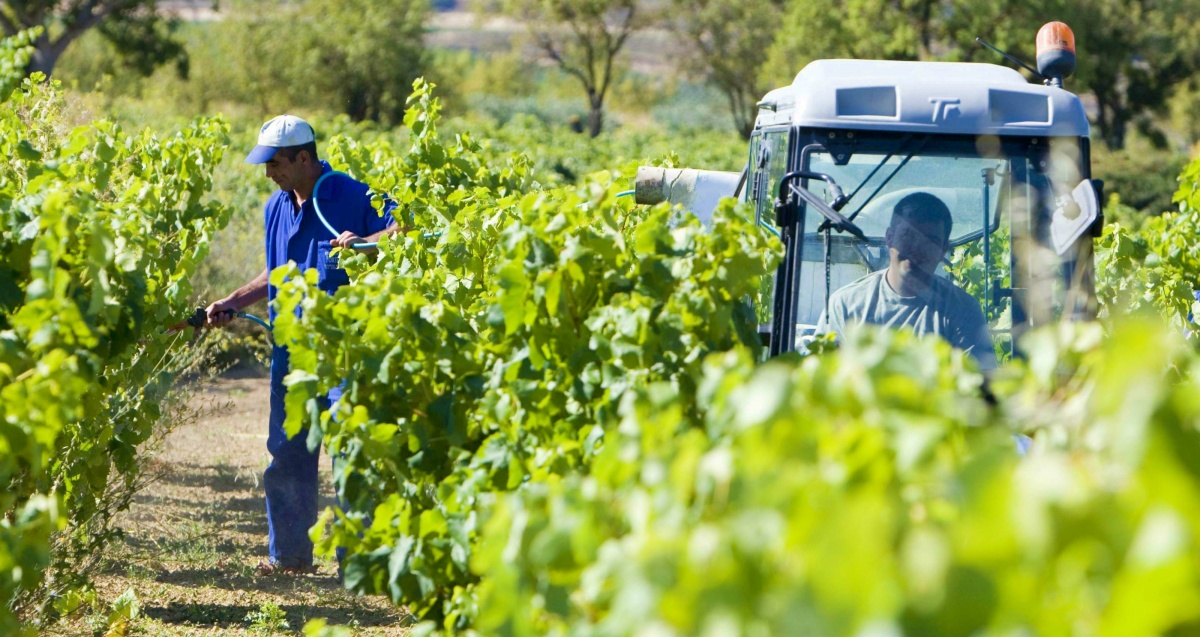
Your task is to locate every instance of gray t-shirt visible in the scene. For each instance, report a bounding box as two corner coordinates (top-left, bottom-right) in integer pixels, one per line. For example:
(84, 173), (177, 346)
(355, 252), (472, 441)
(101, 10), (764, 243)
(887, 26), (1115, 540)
(827, 270), (998, 370)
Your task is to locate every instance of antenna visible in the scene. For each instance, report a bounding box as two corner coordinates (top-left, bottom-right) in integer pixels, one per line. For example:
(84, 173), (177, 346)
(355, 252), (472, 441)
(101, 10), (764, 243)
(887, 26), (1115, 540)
(975, 38), (1044, 80)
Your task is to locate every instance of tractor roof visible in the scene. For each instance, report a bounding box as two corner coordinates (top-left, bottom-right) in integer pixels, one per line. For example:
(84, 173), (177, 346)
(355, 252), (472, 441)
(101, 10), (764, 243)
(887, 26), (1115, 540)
(754, 59), (1089, 137)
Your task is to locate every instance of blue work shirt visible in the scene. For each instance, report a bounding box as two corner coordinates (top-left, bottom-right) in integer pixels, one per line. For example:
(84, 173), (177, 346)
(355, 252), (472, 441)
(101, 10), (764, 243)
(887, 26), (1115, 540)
(264, 161), (397, 321)
(265, 161), (397, 410)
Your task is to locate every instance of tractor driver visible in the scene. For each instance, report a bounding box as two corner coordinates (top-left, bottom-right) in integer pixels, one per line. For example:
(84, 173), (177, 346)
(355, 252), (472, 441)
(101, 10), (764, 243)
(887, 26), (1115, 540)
(826, 192), (998, 371)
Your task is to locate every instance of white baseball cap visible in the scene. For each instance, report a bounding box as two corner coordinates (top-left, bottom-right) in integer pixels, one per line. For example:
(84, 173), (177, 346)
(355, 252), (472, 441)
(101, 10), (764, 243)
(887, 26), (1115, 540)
(245, 115), (316, 164)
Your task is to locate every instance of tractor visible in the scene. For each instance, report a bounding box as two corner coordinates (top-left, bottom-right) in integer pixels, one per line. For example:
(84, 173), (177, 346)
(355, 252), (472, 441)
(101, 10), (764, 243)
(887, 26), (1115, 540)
(636, 22), (1102, 361)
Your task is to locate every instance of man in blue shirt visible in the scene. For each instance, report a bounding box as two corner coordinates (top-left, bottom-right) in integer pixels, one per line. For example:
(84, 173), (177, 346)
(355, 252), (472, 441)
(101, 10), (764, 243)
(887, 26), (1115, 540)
(205, 115), (399, 576)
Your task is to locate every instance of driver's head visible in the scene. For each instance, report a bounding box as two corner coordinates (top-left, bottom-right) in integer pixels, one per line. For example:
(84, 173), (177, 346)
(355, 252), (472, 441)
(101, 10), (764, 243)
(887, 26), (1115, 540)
(885, 192), (952, 273)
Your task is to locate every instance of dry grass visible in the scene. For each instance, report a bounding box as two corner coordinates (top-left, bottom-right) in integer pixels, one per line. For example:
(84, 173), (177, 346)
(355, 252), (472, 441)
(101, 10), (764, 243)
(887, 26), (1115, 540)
(46, 374), (411, 636)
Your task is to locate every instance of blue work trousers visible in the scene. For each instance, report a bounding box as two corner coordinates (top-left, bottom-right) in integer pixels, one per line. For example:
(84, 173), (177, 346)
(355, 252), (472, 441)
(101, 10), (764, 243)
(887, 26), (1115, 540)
(265, 346), (341, 568)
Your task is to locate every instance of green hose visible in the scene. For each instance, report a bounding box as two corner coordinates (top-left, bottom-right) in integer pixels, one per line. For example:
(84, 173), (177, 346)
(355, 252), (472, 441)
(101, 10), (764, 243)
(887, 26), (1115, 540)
(313, 170), (444, 248)
(236, 311), (271, 331)
(179, 307), (271, 333)
(313, 170), (380, 249)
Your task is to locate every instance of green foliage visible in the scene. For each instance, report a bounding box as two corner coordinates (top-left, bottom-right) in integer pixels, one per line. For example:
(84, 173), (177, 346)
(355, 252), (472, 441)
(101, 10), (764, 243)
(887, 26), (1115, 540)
(174, 77), (744, 368)
(1168, 77), (1200, 148)
(261, 77), (1200, 636)
(458, 114), (745, 186)
(947, 224), (1013, 362)
(245, 601), (290, 635)
(471, 318), (1200, 635)
(303, 0), (429, 124)
(24, 3), (1200, 630)
(765, 0), (933, 78)
(1095, 156), (1200, 329)
(95, 11), (189, 79)
(763, 0), (1054, 89)
(1093, 144), (1191, 215)
(304, 618), (355, 637)
(271, 81), (781, 626)
(0, 37), (229, 631)
(103, 587), (141, 637)
(0, 28), (37, 99)
(759, 0), (1200, 151)
(948, 225), (1012, 325)
(168, 1), (312, 116)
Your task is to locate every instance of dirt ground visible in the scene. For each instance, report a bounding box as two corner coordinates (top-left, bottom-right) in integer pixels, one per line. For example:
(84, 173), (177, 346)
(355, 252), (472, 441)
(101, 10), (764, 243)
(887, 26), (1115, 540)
(47, 373), (411, 636)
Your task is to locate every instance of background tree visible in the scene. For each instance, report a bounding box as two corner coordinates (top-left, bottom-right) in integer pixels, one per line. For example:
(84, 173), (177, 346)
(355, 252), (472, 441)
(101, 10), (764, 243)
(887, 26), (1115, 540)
(1169, 78), (1200, 149)
(1051, 0), (1200, 150)
(499, 0), (648, 137)
(761, 0), (937, 87)
(668, 0), (783, 139)
(0, 0), (186, 77)
(299, 0), (428, 124)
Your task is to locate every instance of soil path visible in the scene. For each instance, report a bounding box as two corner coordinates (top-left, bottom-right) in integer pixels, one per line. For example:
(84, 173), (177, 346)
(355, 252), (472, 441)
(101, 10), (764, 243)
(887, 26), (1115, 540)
(49, 374), (410, 636)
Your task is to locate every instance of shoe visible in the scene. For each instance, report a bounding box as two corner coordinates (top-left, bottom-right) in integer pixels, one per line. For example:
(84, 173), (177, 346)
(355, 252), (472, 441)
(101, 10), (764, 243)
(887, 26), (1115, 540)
(254, 559), (318, 577)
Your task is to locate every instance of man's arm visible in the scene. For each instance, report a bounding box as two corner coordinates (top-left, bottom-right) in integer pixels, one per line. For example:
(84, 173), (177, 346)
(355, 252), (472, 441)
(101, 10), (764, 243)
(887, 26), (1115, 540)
(331, 223), (413, 253)
(205, 268), (268, 327)
(950, 291), (998, 371)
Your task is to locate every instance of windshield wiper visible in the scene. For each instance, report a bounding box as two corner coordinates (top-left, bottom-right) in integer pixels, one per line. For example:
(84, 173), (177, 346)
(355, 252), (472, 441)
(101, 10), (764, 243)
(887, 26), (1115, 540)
(842, 134), (911, 204)
(777, 170), (867, 242)
(845, 135), (931, 223)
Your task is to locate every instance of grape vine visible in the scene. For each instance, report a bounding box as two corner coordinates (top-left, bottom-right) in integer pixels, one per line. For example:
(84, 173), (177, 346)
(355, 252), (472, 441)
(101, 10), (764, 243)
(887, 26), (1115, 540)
(0, 32), (230, 633)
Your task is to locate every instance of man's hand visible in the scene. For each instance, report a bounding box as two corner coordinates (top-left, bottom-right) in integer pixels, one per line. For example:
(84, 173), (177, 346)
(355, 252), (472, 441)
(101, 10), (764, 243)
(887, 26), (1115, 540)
(205, 299), (238, 328)
(331, 231), (366, 249)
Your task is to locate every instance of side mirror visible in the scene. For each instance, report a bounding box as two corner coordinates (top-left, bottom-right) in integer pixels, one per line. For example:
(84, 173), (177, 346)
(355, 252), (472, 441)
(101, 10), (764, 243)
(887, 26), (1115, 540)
(1050, 179), (1100, 255)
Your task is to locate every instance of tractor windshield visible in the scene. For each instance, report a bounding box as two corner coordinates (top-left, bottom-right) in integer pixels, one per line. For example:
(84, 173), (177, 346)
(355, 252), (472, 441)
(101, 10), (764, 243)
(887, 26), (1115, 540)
(807, 152), (1006, 246)
(782, 132), (1090, 362)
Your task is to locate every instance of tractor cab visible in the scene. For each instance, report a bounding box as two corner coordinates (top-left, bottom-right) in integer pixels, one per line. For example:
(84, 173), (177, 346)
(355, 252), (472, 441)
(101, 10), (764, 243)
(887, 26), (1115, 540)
(636, 23), (1102, 362)
(754, 50), (1102, 359)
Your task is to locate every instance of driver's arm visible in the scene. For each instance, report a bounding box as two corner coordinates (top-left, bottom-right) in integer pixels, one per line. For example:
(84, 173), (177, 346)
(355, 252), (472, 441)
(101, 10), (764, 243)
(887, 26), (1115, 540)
(952, 295), (997, 371)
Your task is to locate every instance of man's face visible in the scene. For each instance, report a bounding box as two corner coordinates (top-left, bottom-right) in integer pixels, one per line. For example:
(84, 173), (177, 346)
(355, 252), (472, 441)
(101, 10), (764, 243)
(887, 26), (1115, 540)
(263, 151), (307, 192)
(886, 215), (949, 276)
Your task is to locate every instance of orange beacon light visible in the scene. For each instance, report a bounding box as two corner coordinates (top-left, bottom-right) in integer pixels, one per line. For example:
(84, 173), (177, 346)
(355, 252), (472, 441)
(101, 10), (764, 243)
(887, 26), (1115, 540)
(1036, 21), (1076, 86)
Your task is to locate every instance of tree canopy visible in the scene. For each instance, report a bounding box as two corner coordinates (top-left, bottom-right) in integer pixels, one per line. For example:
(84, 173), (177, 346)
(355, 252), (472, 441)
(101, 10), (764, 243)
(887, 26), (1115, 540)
(1053, 0), (1200, 149)
(499, 0), (649, 137)
(0, 0), (186, 78)
(668, 0), (783, 139)
(300, 0), (428, 124)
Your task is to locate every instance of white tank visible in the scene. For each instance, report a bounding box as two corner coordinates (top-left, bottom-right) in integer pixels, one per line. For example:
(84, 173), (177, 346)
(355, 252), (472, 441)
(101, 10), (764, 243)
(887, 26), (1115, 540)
(634, 167), (742, 226)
